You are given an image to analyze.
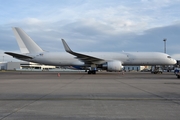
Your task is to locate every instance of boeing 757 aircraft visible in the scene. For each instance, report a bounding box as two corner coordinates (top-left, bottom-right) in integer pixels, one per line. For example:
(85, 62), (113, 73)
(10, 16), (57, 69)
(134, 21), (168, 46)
(5, 27), (176, 74)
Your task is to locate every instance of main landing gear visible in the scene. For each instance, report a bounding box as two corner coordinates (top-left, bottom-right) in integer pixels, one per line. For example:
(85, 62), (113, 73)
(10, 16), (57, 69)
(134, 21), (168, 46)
(86, 64), (97, 74)
(88, 70), (96, 74)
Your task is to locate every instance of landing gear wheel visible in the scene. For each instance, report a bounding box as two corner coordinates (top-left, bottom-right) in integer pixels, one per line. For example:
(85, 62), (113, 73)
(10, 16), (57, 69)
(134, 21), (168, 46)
(88, 71), (91, 74)
(92, 70), (96, 74)
(87, 70), (96, 74)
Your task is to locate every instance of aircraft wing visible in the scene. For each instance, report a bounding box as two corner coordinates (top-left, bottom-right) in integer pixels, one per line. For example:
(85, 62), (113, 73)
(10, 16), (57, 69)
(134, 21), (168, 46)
(4, 52), (33, 59)
(62, 39), (105, 64)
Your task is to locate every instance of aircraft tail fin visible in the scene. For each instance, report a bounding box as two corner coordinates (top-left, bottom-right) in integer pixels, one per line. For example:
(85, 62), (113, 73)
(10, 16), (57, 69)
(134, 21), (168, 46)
(12, 27), (43, 53)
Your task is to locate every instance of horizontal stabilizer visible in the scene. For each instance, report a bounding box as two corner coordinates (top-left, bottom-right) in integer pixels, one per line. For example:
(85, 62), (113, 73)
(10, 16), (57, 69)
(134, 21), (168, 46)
(4, 52), (33, 59)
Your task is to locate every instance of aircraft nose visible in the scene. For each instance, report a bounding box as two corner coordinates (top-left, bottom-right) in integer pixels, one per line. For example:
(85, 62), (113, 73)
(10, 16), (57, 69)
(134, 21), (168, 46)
(172, 59), (177, 64)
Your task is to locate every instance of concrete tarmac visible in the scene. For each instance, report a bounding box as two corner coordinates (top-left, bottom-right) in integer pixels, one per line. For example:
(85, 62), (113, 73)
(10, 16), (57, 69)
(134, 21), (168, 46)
(0, 71), (180, 120)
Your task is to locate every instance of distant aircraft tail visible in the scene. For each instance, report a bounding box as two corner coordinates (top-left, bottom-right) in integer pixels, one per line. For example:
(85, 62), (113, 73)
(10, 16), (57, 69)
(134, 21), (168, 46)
(12, 27), (43, 53)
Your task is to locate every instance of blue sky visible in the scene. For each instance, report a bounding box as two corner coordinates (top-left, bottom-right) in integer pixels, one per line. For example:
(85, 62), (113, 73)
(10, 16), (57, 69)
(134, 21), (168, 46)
(1, 0), (180, 61)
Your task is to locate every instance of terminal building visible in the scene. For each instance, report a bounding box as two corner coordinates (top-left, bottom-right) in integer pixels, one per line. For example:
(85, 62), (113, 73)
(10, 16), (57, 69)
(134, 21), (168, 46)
(0, 61), (152, 72)
(123, 66), (151, 72)
(0, 62), (56, 71)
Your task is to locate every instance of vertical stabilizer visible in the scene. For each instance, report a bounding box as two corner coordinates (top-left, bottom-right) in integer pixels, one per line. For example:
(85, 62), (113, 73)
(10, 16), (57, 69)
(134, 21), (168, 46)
(12, 27), (43, 53)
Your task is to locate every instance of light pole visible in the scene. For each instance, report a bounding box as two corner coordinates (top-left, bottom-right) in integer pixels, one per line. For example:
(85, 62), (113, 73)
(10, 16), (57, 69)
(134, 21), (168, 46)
(163, 39), (166, 53)
(163, 39), (167, 71)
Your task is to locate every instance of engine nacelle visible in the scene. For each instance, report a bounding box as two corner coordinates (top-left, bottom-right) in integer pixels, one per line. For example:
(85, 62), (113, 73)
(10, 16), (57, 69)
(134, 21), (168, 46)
(106, 60), (123, 71)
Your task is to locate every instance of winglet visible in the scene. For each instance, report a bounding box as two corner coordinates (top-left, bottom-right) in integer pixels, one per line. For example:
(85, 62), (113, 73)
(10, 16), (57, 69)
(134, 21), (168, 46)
(61, 39), (73, 53)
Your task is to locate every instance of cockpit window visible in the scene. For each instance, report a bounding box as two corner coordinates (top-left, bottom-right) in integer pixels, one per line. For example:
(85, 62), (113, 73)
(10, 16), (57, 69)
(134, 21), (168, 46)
(167, 56), (171, 58)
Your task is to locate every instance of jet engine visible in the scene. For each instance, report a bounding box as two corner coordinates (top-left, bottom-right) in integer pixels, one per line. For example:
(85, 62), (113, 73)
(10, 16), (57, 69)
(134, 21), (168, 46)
(102, 60), (123, 71)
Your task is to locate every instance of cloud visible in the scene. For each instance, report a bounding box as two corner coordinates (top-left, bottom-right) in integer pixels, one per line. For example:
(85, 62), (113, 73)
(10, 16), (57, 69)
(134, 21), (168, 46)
(1, 0), (180, 61)
(2, 19), (180, 53)
(2, 0), (180, 33)
(24, 18), (42, 25)
(171, 54), (180, 60)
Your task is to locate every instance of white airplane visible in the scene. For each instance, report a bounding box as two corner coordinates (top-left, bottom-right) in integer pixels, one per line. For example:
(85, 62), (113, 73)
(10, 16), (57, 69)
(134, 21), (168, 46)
(5, 27), (177, 74)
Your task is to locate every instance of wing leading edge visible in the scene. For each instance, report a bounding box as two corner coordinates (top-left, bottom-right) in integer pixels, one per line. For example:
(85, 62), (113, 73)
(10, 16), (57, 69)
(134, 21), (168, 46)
(4, 52), (33, 59)
(61, 39), (105, 64)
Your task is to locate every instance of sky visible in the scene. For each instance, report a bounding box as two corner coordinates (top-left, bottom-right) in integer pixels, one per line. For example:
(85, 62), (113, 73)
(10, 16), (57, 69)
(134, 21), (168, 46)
(1, 0), (180, 62)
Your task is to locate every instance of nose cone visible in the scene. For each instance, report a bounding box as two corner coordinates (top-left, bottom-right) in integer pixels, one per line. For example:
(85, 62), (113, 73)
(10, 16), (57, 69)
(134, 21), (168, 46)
(172, 59), (177, 64)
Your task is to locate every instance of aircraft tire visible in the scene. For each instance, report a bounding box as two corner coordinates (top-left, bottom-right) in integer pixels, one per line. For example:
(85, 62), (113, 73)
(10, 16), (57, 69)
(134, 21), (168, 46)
(88, 71), (91, 74)
(92, 70), (96, 74)
(87, 70), (96, 74)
